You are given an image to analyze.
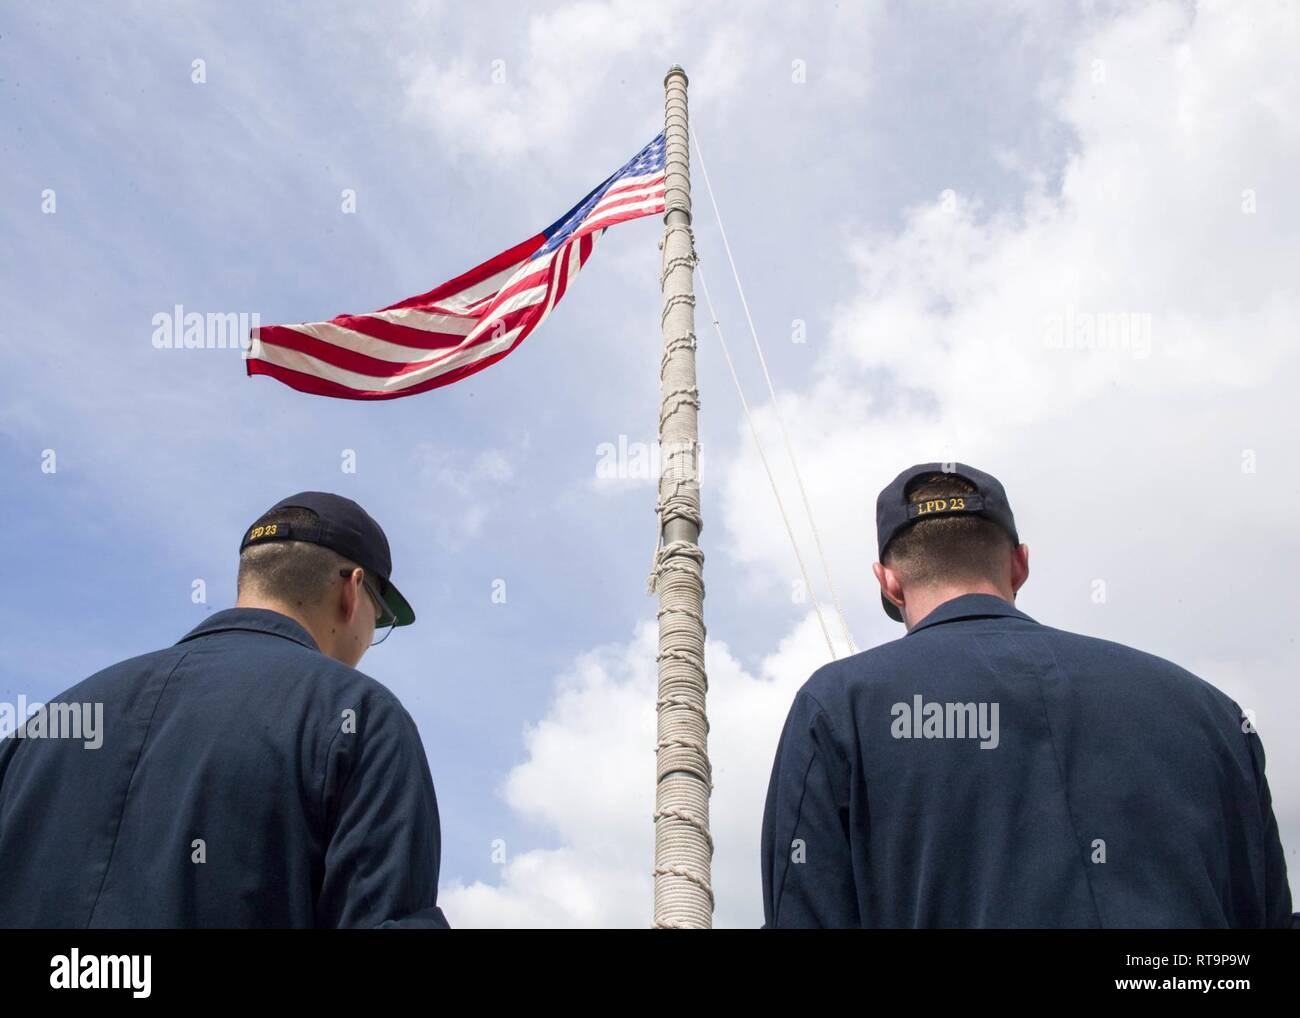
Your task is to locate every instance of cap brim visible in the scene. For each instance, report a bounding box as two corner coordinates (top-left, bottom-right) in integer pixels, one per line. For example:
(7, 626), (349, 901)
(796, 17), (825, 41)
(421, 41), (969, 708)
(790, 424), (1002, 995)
(881, 591), (903, 623)
(381, 581), (416, 628)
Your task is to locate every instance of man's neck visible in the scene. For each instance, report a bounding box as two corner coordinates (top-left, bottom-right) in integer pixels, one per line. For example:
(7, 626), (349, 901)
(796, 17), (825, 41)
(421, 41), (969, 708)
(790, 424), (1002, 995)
(904, 581), (1012, 631)
(234, 595), (332, 656)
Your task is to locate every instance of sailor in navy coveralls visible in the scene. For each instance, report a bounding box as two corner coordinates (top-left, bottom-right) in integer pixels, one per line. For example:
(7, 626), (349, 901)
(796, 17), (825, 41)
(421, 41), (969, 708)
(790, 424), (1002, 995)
(761, 463), (1291, 928)
(0, 492), (448, 928)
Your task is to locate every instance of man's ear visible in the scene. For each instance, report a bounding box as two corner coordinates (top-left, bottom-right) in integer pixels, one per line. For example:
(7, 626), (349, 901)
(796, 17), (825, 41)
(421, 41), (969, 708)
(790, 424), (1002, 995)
(873, 561), (905, 612)
(339, 567), (364, 623)
(1010, 543), (1030, 594)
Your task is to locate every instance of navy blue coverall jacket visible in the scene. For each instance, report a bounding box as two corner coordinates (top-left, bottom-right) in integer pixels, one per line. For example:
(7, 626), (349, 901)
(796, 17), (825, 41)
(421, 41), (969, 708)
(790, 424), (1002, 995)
(0, 608), (448, 928)
(761, 594), (1291, 928)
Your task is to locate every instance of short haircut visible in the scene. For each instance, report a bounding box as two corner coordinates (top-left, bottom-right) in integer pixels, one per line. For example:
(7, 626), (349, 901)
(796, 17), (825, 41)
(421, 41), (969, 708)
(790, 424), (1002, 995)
(237, 507), (353, 610)
(882, 472), (1015, 586)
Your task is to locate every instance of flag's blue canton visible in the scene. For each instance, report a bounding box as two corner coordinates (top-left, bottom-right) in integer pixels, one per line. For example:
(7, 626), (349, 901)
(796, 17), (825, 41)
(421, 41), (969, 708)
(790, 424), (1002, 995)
(536, 132), (668, 258)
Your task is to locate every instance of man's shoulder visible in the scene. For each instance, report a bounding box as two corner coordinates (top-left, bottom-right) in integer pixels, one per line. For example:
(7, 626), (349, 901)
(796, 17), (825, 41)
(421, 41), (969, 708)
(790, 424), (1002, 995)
(198, 634), (412, 720)
(1031, 623), (1240, 711)
(804, 621), (968, 683)
(798, 634), (917, 708)
(801, 617), (1235, 714)
(59, 630), (409, 719)
(1029, 624), (1189, 675)
(57, 643), (192, 701)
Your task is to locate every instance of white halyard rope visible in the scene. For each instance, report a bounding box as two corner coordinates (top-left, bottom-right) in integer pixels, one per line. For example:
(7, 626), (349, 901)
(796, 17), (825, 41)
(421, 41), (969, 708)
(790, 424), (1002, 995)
(690, 123), (858, 656)
(696, 262), (838, 661)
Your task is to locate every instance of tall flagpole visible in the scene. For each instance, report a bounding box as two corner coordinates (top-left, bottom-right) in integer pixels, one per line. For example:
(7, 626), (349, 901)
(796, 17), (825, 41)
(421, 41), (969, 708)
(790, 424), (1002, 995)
(651, 64), (712, 929)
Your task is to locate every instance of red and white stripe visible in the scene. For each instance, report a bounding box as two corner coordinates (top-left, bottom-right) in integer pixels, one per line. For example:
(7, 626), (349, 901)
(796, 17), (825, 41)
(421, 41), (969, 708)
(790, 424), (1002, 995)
(246, 165), (666, 400)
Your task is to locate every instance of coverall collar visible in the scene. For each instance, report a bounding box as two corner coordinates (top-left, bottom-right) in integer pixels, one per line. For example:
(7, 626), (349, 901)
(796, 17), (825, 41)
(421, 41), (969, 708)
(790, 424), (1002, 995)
(906, 592), (1036, 636)
(177, 607), (321, 652)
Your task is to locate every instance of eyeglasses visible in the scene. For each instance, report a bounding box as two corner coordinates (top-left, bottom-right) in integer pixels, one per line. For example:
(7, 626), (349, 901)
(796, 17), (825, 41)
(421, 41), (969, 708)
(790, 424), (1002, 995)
(339, 568), (398, 646)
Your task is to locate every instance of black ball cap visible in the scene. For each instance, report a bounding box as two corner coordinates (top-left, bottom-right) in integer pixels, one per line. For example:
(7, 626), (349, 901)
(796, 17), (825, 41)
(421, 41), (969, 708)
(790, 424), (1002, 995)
(240, 492), (415, 627)
(875, 463), (1020, 623)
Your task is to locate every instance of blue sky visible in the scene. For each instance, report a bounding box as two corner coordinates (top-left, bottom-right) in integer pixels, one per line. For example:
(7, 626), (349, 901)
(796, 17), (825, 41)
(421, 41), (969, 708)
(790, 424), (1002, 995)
(2, 0), (1297, 926)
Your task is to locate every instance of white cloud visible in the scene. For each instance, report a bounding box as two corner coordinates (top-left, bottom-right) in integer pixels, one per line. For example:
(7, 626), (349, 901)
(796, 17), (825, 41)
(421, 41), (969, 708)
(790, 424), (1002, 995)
(723, 0), (1300, 602)
(397, 0), (884, 166)
(441, 613), (828, 927)
(401, 0), (694, 163)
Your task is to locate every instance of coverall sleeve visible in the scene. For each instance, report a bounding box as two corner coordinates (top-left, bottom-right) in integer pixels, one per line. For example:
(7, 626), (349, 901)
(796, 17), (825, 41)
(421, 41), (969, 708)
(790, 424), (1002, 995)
(761, 688), (860, 928)
(1242, 722), (1293, 928)
(316, 692), (450, 929)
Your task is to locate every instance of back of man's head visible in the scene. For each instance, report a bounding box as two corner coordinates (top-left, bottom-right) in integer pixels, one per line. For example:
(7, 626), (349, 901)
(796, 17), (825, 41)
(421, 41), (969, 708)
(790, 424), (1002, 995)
(875, 470), (1027, 627)
(883, 473), (1015, 586)
(233, 492), (412, 668)
(236, 506), (349, 614)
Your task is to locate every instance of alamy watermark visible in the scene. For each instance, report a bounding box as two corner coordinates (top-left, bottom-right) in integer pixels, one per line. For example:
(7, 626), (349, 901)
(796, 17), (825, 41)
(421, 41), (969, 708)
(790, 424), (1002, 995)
(0, 697), (103, 749)
(891, 695), (1000, 749)
(50, 950), (150, 998)
(151, 304), (261, 355)
(595, 436), (703, 483)
(1042, 305), (1152, 358)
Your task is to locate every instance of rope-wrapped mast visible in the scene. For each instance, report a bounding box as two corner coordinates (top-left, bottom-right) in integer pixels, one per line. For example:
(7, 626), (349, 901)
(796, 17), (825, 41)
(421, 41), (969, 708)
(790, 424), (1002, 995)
(651, 64), (713, 929)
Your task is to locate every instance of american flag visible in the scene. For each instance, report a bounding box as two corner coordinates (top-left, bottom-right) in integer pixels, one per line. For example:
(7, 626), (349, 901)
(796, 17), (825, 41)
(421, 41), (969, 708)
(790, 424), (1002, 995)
(246, 133), (668, 400)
